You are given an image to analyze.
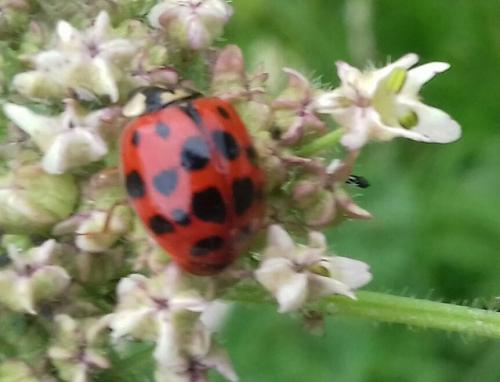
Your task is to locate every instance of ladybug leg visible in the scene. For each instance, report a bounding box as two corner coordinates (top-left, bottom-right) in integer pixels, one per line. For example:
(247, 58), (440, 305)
(101, 200), (128, 233)
(74, 200), (128, 237)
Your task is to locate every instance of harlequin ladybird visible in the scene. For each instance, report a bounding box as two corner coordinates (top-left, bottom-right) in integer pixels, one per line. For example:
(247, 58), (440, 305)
(120, 87), (265, 275)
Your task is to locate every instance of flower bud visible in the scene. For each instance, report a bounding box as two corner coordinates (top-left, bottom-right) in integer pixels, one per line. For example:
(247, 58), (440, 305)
(211, 45), (272, 133)
(0, 360), (51, 382)
(0, 0), (31, 39)
(1, 234), (32, 253)
(0, 165), (78, 234)
(272, 68), (326, 145)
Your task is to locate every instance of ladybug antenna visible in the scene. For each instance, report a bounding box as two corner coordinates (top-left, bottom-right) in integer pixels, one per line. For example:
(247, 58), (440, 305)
(123, 86), (201, 117)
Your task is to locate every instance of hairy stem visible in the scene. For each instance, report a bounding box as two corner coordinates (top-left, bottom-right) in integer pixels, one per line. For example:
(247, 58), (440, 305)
(227, 283), (500, 340)
(295, 128), (344, 156)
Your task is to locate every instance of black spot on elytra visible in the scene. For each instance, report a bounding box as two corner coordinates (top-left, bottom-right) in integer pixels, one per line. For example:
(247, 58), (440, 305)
(155, 121), (170, 138)
(212, 131), (239, 160)
(246, 146), (258, 166)
(179, 102), (202, 127)
(171, 208), (191, 226)
(216, 106), (230, 119)
(192, 187), (226, 223)
(131, 131), (140, 146)
(149, 214), (175, 234)
(181, 136), (210, 171)
(153, 169), (178, 196)
(232, 177), (254, 215)
(125, 170), (145, 198)
(191, 236), (224, 257)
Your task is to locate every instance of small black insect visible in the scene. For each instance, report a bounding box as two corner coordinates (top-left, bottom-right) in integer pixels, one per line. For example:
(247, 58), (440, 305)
(346, 175), (370, 189)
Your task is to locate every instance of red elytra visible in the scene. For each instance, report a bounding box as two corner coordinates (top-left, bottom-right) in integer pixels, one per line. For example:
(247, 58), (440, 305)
(121, 94), (265, 275)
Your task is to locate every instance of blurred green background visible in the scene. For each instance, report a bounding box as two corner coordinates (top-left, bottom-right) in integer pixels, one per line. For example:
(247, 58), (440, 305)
(216, 1), (500, 381)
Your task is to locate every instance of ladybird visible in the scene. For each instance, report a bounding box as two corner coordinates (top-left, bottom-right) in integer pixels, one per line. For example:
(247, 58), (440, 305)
(120, 87), (265, 275)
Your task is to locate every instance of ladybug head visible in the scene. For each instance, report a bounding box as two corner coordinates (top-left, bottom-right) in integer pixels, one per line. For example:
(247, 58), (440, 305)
(122, 86), (200, 117)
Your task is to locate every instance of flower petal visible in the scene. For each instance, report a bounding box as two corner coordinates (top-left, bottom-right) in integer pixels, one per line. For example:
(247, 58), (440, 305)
(335, 61), (362, 86)
(328, 256), (372, 289)
(308, 274), (356, 299)
(42, 128), (108, 174)
(153, 320), (184, 368)
(403, 62), (450, 95)
(255, 257), (309, 312)
(255, 257), (294, 294)
(398, 99), (461, 143)
(275, 271), (309, 312)
(264, 225), (296, 256)
(108, 308), (154, 339)
(3, 103), (61, 150)
(204, 345), (239, 382)
(92, 57), (120, 102)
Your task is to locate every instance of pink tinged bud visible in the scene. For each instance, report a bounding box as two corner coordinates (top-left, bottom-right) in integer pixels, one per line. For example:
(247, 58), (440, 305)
(334, 189), (372, 220)
(272, 68), (326, 145)
(292, 180), (319, 201)
(211, 44), (247, 98)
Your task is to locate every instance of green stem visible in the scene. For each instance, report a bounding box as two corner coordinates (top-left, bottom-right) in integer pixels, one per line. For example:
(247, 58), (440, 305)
(227, 284), (500, 340)
(295, 128), (344, 156)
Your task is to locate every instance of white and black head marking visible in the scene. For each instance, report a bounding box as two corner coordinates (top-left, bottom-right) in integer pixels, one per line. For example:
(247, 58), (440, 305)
(122, 86), (201, 118)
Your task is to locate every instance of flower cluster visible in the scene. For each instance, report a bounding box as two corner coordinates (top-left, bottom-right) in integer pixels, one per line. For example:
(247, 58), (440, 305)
(0, 1), (461, 381)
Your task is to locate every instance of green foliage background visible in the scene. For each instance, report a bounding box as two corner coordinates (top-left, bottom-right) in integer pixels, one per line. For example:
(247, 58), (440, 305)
(216, 1), (500, 381)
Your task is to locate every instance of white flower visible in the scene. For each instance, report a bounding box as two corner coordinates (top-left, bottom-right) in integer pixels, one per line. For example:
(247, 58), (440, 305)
(155, 321), (238, 382)
(314, 53), (461, 150)
(255, 225), (372, 313)
(3, 100), (110, 174)
(149, 0), (233, 50)
(108, 266), (230, 381)
(107, 265), (207, 354)
(0, 240), (70, 314)
(13, 11), (137, 101)
(48, 315), (110, 382)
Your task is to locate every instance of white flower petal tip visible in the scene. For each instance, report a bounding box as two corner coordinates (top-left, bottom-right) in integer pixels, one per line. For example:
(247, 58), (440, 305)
(255, 225), (372, 312)
(316, 54), (461, 149)
(399, 101), (462, 144)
